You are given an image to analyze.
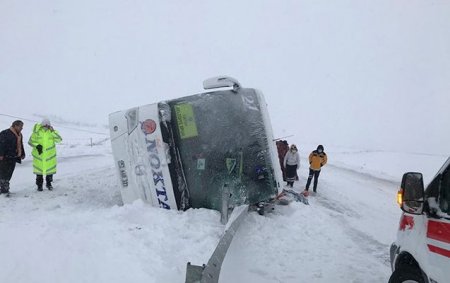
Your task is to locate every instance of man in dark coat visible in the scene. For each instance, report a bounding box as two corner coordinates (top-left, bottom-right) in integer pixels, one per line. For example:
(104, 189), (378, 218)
(276, 140), (289, 181)
(0, 120), (25, 194)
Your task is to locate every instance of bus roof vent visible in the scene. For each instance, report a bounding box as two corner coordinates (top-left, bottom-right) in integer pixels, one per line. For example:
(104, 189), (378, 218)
(203, 76), (241, 92)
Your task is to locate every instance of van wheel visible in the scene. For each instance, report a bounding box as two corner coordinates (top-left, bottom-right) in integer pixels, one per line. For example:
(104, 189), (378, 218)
(388, 266), (425, 283)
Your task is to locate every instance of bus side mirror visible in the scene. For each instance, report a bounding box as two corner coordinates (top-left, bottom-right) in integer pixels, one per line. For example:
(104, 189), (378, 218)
(398, 172), (425, 215)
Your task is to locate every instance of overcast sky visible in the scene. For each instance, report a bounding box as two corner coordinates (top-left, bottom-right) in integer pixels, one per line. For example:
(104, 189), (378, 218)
(1, 0), (449, 154)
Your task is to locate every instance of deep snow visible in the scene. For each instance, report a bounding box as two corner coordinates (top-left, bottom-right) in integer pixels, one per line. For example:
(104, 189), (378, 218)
(0, 116), (447, 282)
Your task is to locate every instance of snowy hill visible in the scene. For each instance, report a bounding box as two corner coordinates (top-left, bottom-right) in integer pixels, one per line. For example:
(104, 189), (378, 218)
(0, 118), (447, 283)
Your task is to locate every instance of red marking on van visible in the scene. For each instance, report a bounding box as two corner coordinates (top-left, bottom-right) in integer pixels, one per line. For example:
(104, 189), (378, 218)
(427, 244), (450, 258)
(399, 214), (415, 231)
(427, 220), (450, 244)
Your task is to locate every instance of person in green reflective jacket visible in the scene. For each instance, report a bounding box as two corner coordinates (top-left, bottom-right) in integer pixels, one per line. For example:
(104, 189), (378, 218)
(28, 119), (62, 191)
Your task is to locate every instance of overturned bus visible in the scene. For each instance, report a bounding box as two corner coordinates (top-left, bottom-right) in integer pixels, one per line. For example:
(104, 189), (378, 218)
(109, 77), (282, 212)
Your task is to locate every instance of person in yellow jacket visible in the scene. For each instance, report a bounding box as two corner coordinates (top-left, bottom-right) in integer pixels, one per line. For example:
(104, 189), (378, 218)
(305, 144), (327, 193)
(28, 119), (62, 191)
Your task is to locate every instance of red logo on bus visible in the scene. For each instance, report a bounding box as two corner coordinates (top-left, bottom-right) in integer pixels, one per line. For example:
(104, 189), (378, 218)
(141, 119), (157, 134)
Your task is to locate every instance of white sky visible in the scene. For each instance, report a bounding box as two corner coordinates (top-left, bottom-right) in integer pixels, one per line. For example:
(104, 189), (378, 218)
(1, 0), (449, 154)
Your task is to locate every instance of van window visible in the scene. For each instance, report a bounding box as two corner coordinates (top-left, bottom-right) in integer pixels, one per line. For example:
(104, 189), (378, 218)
(425, 176), (440, 199)
(440, 169), (450, 215)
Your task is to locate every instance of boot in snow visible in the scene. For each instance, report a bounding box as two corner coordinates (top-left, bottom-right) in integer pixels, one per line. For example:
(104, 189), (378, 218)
(0, 179), (10, 194)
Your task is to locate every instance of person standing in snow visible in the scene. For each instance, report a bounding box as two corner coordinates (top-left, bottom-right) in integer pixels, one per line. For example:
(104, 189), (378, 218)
(283, 144), (300, 188)
(276, 140), (289, 181)
(0, 120), (26, 195)
(305, 144), (327, 193)
(28, 119), (62, 191)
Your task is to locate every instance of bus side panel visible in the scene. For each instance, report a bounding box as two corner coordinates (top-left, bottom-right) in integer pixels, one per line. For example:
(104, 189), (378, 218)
(168, 88), (279, 210)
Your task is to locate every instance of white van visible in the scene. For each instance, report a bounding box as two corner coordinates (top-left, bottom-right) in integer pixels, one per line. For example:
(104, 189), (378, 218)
(389, 157), (450, 283)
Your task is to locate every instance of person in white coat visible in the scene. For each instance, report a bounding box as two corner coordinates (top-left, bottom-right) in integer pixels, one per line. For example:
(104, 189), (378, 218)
(283, 144), (300, 187)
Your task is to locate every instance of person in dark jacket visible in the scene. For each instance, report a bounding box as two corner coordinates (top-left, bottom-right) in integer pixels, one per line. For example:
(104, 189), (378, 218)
(276, 140), (289, 181)
(0, 120), (25, 194)
(305, 144), (327, 193)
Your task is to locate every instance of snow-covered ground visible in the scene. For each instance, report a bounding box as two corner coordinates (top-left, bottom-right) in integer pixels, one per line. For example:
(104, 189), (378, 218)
(0, 117), (448, 283)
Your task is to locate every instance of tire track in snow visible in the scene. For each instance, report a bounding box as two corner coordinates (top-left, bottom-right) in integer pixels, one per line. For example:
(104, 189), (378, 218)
(327, 163), (398, 187)
(313, 193), (391, 266)
(310, 163), (397, 267)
